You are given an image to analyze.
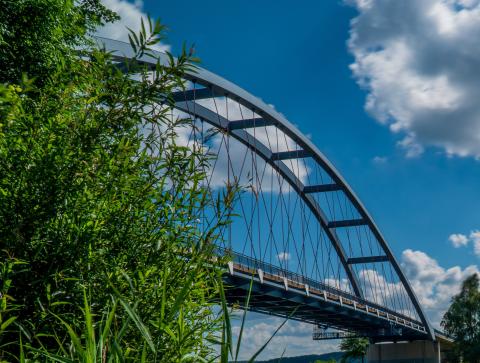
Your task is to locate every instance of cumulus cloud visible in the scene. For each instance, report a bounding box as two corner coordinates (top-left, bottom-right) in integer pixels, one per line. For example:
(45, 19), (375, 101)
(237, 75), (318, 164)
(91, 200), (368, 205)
(470, 230), (480, 256)
(401, 249), (479, 326)
(447, 229), (480, 255)
(358, 269), (407, 310)
(348, 0), (480, 158)
(97, 0), (169, 52)
(449, 233), (469, 248)
(231, 314), (339, 360)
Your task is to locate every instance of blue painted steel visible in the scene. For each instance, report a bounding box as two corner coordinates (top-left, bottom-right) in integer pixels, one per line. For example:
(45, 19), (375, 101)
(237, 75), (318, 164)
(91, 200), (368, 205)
(271, 149), (312, 160)
(348, 256), (390, 264)
(303, 184), (342, 193)
(227, 118), (275, 130)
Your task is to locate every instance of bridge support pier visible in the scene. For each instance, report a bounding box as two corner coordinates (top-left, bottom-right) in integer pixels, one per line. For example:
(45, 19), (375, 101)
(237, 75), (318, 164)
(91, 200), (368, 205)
(367, 340), (444, 363)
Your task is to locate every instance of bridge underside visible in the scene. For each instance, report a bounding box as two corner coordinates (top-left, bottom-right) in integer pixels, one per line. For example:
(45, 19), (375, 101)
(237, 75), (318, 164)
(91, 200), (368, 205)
(223, 271), (429, 342)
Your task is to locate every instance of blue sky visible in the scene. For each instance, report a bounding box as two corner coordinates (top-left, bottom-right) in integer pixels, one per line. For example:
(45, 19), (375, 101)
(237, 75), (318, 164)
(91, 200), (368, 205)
(98, 0), (480, 358)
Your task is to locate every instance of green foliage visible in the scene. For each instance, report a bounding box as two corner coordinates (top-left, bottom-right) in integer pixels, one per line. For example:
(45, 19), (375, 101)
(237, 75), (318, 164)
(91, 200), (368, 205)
(26, 289), (159, 362)
(0, 2), (236, 362)
(339, 337), (368, 363)
(442, 273), (480, 363)
(0, 0), (118, 86)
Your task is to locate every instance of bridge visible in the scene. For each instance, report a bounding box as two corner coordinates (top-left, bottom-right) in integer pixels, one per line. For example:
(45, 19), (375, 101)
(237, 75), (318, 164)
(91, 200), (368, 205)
(99, 37), (452, 361)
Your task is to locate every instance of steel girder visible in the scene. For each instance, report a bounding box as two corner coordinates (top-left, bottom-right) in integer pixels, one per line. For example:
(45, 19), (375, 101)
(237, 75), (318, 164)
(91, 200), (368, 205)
(223, 272), (428, 341)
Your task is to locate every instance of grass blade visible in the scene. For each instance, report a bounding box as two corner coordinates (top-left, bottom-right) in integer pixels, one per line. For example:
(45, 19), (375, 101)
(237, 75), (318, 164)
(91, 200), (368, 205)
(235, 279), (253, 362)
(117, 297), (156, 353)
(218, 280), (232, 360)
(83, 289), (96, 362)
(101, 299), (118, 342)
(27, 346), (75, 363)
(247, 306), (299, 363)
(50, 313), (86, 360)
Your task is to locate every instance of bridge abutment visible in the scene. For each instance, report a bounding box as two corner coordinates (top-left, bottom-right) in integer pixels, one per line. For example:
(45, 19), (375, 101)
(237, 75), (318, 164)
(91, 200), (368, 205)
(367, 340), (445, 363)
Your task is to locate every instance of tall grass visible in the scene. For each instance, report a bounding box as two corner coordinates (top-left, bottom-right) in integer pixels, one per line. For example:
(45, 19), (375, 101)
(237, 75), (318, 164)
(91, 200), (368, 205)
(23, 288), (154, 362)
(9, 277), (294, 362)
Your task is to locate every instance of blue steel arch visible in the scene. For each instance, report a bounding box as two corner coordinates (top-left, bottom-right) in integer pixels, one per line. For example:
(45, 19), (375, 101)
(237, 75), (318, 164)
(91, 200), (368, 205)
(98, 37), (434, 341)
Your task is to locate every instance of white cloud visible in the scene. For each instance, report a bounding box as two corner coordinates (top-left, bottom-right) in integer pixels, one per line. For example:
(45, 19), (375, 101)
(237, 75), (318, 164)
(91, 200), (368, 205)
(324, 277), (353, 293)
(449, 233), (469, 248)
(358, 268), (406, 309)
(348, 0), (480, 158)
(277, 252), (291, 261)
(231, 313), (339, 360)
(447, 229), (480, 255)
(397, 134), (424, 158)
(470, 230), (480, 256)
(97, 0), (169, 52)
(372, 155), (387, 164)
(401, 249), (479, 327)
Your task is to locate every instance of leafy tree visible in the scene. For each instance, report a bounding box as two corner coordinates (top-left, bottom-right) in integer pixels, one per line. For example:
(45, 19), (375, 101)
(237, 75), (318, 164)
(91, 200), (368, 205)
(0, 1), (235, 361)
(0, 0), (118, 86)
(340, 337), (369, 363)
(442, 273), (480, 363)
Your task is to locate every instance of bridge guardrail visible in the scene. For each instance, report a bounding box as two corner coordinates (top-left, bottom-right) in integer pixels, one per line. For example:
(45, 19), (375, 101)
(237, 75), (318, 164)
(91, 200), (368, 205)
(217, 247), (425, 332)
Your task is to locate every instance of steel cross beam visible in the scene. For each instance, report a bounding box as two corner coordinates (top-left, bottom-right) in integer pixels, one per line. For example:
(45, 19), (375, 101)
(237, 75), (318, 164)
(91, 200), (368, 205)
(96, 36), (435, 341)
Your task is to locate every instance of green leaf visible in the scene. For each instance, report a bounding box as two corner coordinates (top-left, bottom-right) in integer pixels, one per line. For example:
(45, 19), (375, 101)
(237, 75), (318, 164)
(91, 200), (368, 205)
(50, 312), (86, 359)
(235, 279), (253, 362)
(116, 294), (156, 353)
(0, 316), (17, 332)
(27, 346), (75, 363)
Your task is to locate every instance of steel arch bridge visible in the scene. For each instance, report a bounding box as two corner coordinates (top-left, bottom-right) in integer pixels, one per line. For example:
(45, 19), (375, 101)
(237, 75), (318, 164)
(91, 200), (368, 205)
(99, 37), (439, 342)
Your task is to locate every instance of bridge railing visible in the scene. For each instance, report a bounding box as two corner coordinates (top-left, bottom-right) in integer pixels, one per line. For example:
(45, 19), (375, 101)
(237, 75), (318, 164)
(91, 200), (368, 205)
(217, 247), (425, 331)
(312, 327), (358, 340)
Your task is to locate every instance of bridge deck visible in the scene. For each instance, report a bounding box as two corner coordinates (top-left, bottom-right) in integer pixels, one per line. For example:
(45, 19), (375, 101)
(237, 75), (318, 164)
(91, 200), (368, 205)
(222, 251), (429, 342)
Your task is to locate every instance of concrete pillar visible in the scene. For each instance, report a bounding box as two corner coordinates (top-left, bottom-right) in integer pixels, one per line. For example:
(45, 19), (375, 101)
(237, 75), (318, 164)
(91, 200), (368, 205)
(367, 340), (442, 363)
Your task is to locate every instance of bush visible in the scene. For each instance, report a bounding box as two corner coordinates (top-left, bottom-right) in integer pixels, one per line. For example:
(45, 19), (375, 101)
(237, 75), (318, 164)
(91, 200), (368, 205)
(0, 2), (234, 361)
